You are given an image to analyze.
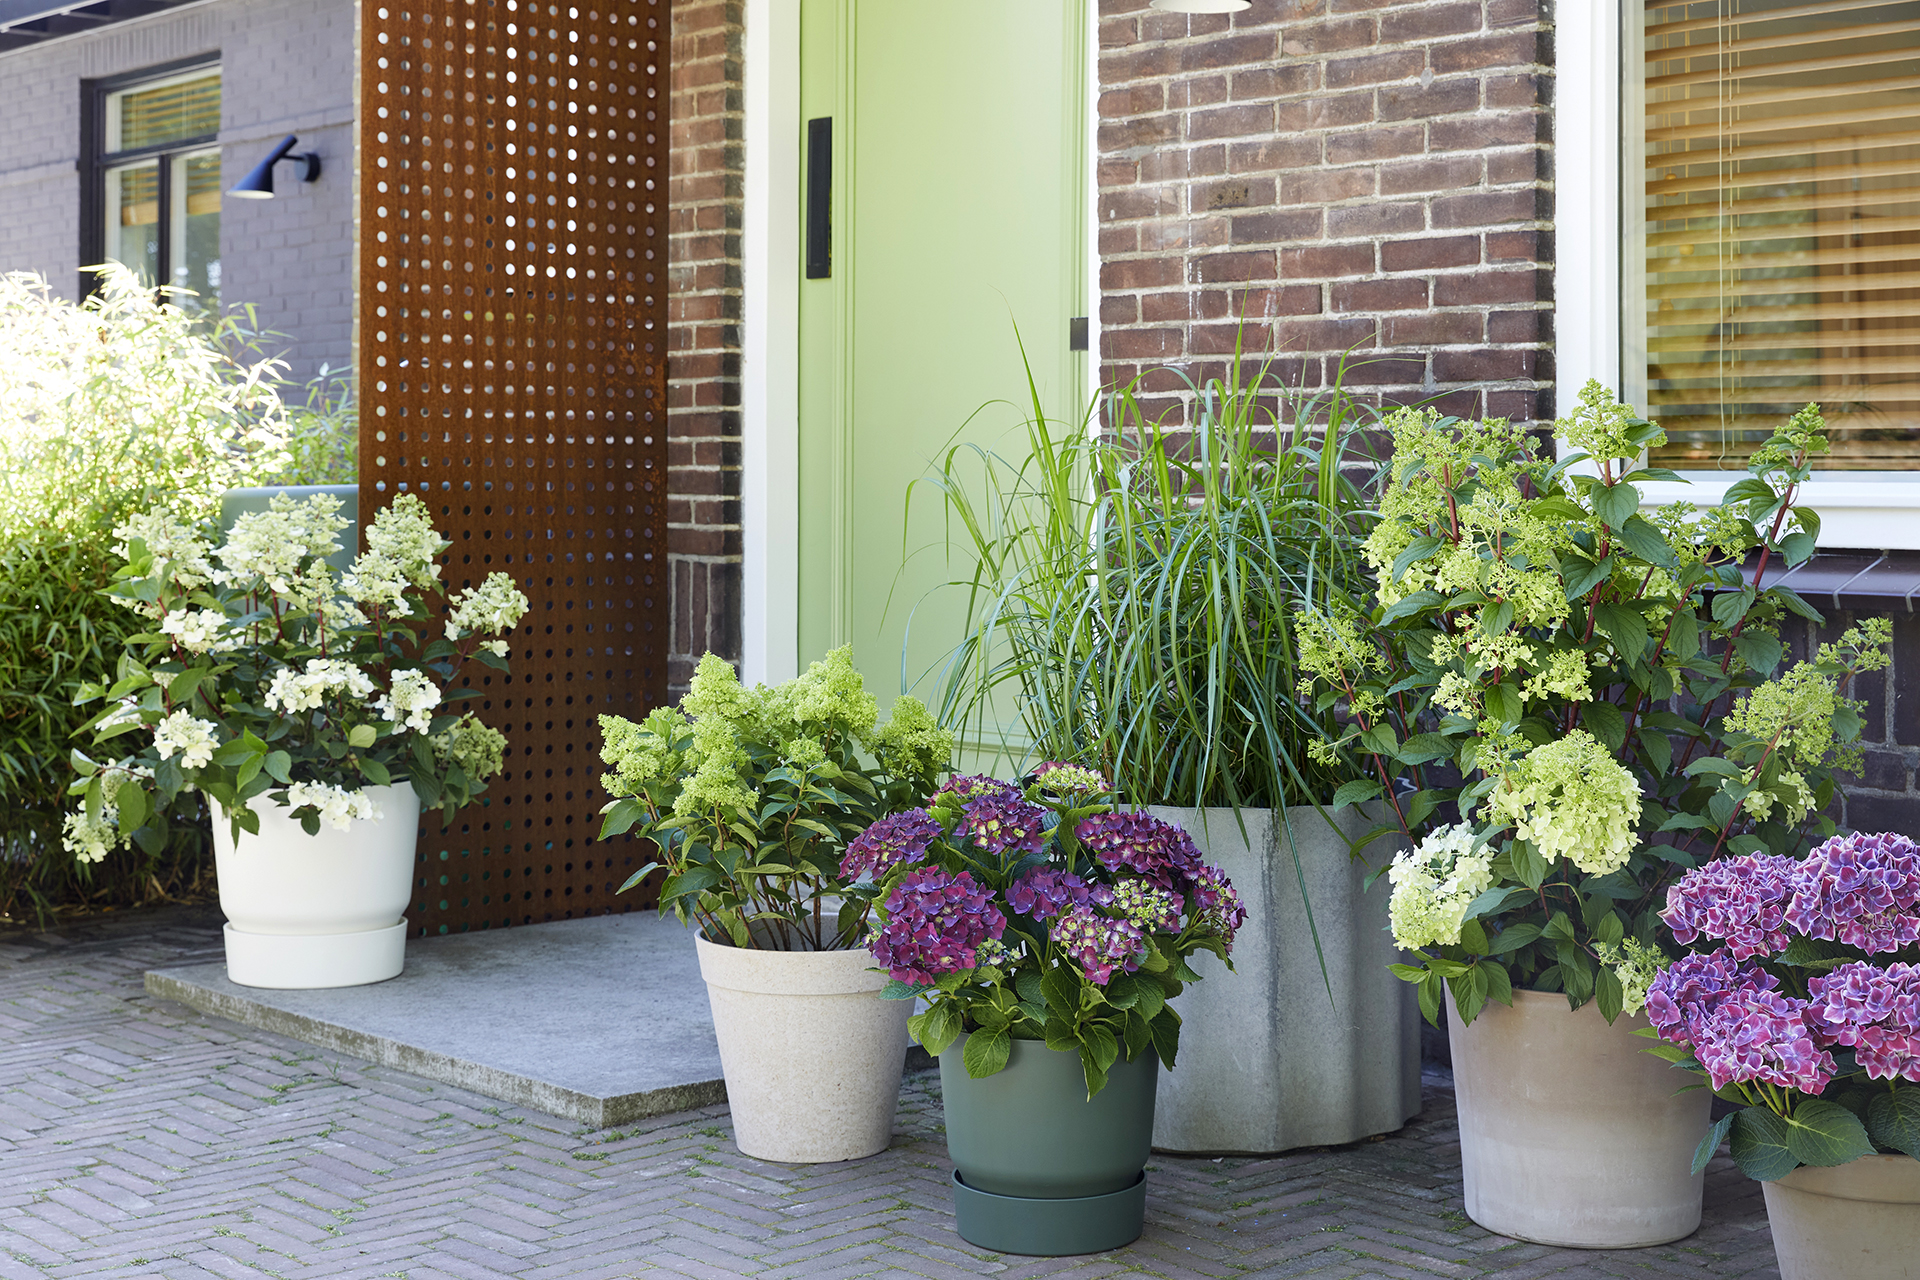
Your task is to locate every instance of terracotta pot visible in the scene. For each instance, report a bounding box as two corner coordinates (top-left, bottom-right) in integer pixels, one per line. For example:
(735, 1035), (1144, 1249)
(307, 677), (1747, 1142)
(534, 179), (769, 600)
(1447, 989), (1710, 1247)
(1763, 1154), (1920, 1280)
(694, 936), (911, 1163)
(213, 783), (419, 989)
(1147, 804), (1421, 1153)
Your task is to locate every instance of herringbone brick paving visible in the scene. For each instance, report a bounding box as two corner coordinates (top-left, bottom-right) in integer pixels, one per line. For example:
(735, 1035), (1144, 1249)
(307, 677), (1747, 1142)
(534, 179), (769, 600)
(0, 905), (1778, 1280)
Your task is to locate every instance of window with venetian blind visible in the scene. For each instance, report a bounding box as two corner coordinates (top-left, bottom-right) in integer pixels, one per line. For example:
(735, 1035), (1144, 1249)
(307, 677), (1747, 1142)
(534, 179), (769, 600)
(83, 61), (222, 315)
(1630, 1), (1920, 471)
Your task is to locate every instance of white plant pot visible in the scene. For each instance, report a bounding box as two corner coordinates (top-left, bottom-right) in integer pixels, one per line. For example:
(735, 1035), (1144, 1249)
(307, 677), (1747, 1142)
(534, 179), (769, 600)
(695, 935), (913, 1163)
(213, 782), (420, 990)
(1763, 1154), (1920, 1280)
(1448, 989), (1710, 1248)
(1146, 804), (1422, 1154)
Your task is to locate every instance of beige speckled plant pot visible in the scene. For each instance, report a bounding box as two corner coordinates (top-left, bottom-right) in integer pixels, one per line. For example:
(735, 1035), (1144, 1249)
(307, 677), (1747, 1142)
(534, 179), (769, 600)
(1448, 990), (1710, 1248)
(694, 936), (912, 1163)
(1763, 1154), (1920, 1280)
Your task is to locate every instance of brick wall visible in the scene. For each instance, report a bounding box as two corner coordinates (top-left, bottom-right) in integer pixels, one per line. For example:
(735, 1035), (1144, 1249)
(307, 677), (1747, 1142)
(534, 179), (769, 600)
(1095, 0), (1551, 427)
(0, 0), (355, 385)
(665, 0), (743, 697)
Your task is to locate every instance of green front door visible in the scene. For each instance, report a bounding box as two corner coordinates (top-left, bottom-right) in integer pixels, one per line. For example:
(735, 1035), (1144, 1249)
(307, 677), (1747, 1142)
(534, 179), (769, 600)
(796, 1), (1089, 720)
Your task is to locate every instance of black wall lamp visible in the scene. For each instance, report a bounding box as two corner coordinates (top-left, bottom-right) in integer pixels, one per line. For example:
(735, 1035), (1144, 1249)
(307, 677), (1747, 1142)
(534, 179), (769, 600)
(227, 134), (322, 199)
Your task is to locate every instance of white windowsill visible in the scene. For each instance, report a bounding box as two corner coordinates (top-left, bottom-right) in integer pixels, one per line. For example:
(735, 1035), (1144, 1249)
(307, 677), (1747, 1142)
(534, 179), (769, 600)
(1640, 476), (1920, 550)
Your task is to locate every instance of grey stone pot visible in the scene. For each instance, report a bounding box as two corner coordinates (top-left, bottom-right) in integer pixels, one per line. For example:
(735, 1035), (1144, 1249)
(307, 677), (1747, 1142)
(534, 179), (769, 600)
(1146, 804), (1421, 1154)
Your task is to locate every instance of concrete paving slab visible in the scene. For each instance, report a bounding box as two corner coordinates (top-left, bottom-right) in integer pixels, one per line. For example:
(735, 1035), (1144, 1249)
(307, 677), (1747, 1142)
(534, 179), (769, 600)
(143, 911), (728, 1127)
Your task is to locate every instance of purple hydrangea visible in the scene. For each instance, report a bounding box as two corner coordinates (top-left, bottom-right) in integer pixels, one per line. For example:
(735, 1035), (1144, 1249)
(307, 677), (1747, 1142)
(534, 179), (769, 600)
(1186, 863), (1247, 950)
(1660, 854), (1800, 961)
(1075, 811), (1204, 890)
(1007, 867), (1111, 921)
(871, 866), (1007, 986)
(1647, 948), (1834, 1094)
(936, 774), (1023, 805)
(1785, 832), (1920, 955)
(1808, 961), (1920, 1081)
(1645, 949), (1779, 1050)
(1051, 904), (1146, 986)
(1110, 878), (1183, 933)
(959, 793), (1051, 857)
(1690, 986), (1837, 1096)
(841, 809), (941, 882)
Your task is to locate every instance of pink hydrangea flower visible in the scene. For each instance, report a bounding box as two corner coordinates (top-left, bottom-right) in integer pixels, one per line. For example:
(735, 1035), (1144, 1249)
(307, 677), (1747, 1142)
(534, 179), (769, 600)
(1660, 854), (1799, 960)
(1808, 961), (1920, 1081)
(1786, 832), (1920, 955)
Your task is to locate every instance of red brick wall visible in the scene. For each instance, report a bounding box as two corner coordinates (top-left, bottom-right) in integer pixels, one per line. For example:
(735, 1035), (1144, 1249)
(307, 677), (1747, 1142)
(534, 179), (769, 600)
(667, 0), (743, 695)
(1096, 0), (1552, 425)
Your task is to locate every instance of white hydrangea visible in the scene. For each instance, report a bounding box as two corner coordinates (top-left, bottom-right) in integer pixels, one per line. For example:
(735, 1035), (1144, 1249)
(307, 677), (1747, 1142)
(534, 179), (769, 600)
(377, 668), (442, 733)
(159, 608), (236, 655)
(153, 709), (220, 770)
(1387, 823), (1496, 951)
(62, 806), (122, 863)
(446, 573), (530, 639)
(112, 511), (214, 588)
(217, 493), (349, 594)
(482, 639), (510, 658)
(340, 552), (413, 614)
(363, 493), (445, 588)
(264, 658), (378, 714)
(284, 781), (382, 831)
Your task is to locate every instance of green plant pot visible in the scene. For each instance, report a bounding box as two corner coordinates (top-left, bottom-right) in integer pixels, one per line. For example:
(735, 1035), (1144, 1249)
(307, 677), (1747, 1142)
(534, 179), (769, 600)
(939, 1035), (1157, 1255)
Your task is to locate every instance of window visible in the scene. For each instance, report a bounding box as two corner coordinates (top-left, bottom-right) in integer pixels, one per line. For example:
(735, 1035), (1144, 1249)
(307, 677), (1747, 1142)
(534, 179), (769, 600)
(81, 58), (221, 315)
(1627, 2), (1920, 472)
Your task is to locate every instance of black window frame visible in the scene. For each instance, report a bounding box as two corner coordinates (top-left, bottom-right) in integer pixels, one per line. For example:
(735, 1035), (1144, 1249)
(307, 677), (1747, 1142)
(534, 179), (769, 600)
(78, 52), (221, 301)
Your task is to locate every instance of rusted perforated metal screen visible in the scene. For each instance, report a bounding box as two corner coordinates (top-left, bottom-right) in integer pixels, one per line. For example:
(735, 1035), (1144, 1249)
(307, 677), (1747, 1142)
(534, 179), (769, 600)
(357, 0), (669, 936)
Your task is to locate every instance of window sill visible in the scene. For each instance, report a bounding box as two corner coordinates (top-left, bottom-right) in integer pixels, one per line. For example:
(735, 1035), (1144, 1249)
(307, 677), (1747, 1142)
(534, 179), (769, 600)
(1641, 477), (1920, 553)
(1759, 550), (1920, 615)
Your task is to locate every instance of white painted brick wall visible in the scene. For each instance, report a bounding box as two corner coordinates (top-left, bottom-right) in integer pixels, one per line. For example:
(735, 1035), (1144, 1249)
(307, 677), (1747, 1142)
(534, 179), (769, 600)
(0, 0), (356, 383)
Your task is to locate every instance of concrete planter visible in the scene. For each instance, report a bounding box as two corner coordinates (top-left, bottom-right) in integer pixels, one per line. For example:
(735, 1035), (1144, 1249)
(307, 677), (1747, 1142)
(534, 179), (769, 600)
(214, 783), (420, 990)
(1145, 804), (1421, 1154)
(1448, 989), (1711, 1247)
(1763, 1154), (1920, 1280)
(694, 937), (911, 1163)
(940, 1035), (1158, 1255)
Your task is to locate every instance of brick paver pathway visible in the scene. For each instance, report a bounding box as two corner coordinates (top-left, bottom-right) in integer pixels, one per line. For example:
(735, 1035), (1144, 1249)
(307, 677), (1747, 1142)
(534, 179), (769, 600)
(1, 905), (1779, 1280)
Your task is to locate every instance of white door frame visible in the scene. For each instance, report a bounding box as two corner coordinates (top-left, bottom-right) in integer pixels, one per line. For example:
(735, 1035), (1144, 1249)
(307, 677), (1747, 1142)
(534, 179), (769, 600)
(740, 0), (802, 684)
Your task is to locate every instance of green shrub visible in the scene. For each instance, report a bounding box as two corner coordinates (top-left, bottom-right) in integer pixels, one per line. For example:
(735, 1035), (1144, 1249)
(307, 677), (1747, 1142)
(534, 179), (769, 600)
(0, 267), (302, 921)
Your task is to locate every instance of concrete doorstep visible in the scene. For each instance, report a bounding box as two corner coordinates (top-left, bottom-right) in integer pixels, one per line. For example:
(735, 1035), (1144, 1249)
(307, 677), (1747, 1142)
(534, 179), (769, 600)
(145, 910), (730, 1127)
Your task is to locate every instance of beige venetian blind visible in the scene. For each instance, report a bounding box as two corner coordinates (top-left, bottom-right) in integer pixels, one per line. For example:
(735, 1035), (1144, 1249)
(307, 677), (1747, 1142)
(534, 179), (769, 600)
(1639, 1), (1920, 470)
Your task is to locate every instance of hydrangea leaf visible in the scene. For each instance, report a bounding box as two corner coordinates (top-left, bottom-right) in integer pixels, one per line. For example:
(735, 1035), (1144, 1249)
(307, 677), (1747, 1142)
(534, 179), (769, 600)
(1729, 1107), (1798, 1181)
(1732, 631), (1783, 677)
(1784, 1099), (1875, 1168)
(1616, 514), (1678, 568)
(1593, 603), (1650, 662)
(1867, 1087), (1920, 1159)
(1693, 1113), (1736, 1175)
(1581, 702), (1626, 753)
(962, 1028), (1011, 1080)
(1330, 779), (1382, 810)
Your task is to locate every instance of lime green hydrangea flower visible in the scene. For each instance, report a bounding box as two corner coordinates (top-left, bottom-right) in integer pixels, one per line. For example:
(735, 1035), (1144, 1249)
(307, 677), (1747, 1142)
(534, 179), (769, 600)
(1484, 730), (1642, 876)
(866, 694), (954, 780)
(598, 707), (688, 798)
(1596, 937), (1668, 1016)
(1522, 648), (1594, 706)
(1387, 823), (1495, 950)
(1556, 377), (1663, 469)
(433, 714), (508, 780)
